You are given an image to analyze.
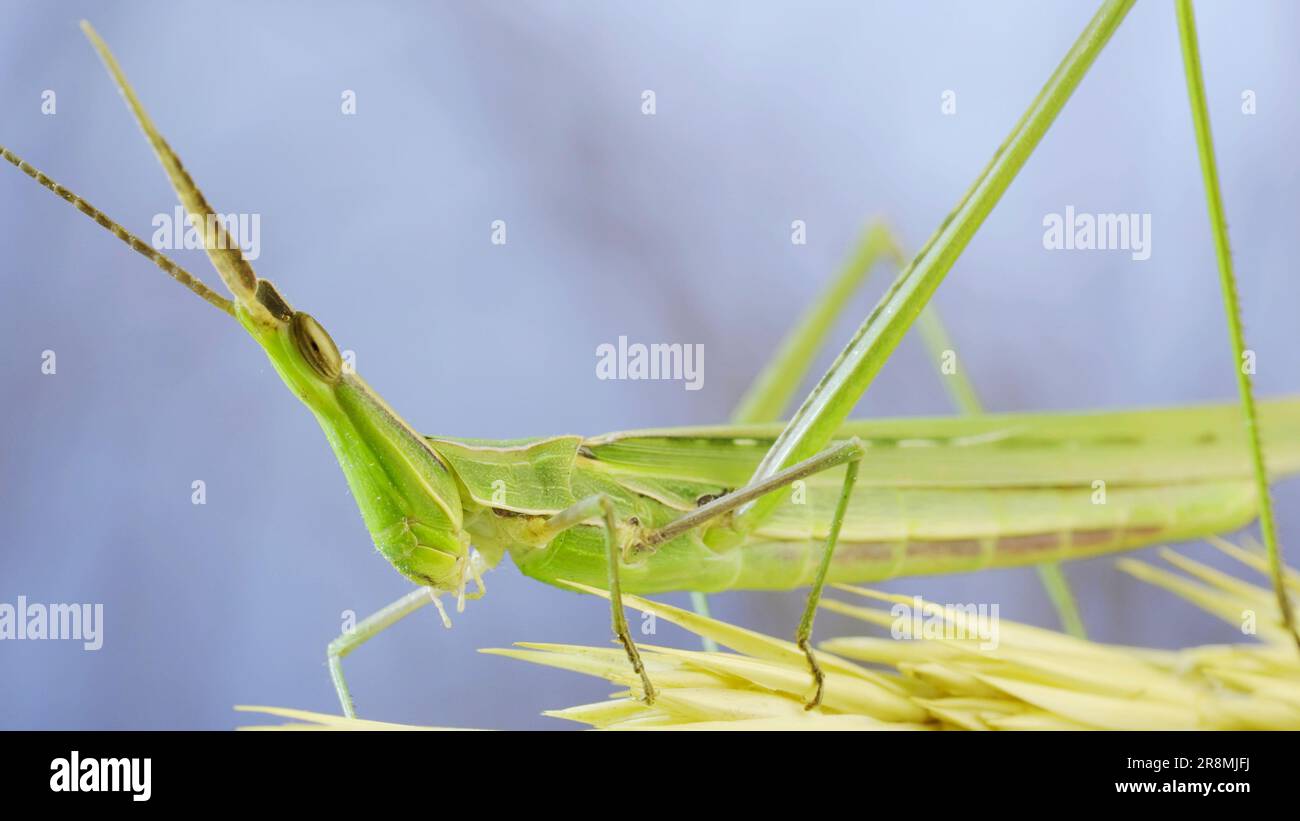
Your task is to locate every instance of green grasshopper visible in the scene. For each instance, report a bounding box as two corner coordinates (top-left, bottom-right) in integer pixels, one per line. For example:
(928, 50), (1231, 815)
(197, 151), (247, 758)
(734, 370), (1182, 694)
(5, 2), (1297, 720)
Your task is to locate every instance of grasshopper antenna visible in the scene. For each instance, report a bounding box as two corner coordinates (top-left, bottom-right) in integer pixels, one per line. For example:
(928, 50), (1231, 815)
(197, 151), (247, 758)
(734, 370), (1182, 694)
(79, 19), (277, 326)
(0, 144), (235, 316)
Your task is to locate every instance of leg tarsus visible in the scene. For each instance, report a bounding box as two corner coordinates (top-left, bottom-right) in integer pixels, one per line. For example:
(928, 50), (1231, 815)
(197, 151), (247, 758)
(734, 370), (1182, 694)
(798, 636), (825, 710)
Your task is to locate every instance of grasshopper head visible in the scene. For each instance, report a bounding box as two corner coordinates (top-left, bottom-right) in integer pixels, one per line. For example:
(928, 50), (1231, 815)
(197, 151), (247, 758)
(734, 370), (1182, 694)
(3, 22), (479, 595)
(232, 279), (472, 592)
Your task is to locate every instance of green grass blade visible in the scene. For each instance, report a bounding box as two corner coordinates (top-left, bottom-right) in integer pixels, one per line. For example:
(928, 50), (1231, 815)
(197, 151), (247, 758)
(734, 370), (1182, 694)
(688, 591), (719, 652)
(1034, 563), (1088, 639)
(735, 0), (1137, 532)
(915, 305), (983, 417)
(1174, 0), (1299, 649)
(732, 221), (900, 424)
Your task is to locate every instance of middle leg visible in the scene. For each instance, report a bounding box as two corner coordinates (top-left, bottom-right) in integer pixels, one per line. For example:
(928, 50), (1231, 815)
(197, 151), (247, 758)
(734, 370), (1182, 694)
(540, 437), (867, 706)
(635, 437), (866, 705)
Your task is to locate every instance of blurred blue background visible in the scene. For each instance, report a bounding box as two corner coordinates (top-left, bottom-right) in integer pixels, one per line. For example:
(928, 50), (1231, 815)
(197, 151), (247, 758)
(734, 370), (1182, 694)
(2, 0), (1298, 729)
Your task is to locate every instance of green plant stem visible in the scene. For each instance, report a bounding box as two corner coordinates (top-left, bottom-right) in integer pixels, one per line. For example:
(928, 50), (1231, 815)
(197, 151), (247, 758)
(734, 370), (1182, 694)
(732, 222), (898, 424)
(1174, 0), (1299, 650)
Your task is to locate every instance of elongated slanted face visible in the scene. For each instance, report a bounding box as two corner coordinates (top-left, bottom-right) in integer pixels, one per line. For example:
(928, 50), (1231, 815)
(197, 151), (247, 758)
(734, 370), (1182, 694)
(236, 279), (471, 592)
(1, 21), (476, 596)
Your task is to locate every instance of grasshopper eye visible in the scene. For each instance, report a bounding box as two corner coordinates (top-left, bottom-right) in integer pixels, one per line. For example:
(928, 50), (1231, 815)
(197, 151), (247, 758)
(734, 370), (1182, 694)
(290, 312), (342, 382)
